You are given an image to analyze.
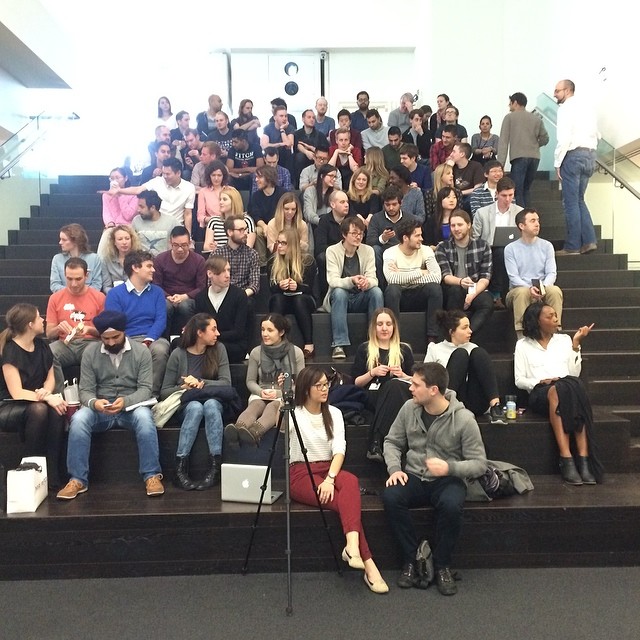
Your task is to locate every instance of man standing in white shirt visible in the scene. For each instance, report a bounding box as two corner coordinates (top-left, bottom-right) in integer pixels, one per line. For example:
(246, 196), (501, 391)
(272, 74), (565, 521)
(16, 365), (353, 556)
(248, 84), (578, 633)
(553, 79), (599, 256)
(383, 218), (443, 342)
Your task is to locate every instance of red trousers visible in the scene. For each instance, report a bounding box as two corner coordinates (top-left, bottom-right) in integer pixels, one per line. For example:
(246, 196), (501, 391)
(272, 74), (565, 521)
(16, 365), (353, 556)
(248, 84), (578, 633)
(289, 460), (372, 561)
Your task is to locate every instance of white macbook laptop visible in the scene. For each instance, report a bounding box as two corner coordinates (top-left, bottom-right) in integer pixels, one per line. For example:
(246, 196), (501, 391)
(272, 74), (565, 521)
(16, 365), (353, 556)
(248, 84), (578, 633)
(492, 226), (519, 247)
(221, 463), (283, 504)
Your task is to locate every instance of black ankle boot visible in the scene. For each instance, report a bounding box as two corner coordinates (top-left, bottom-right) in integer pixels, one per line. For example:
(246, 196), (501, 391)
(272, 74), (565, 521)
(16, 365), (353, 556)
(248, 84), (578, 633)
(576, 456), (596, 484)
(559, 456), (583, 485)
(174, 456), (196, 490)
(197, 454), (221, 490)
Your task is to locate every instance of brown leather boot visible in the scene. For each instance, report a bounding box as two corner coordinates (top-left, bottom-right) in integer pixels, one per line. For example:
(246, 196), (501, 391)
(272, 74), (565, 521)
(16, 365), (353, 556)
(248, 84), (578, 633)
(238, 421), (270, 446)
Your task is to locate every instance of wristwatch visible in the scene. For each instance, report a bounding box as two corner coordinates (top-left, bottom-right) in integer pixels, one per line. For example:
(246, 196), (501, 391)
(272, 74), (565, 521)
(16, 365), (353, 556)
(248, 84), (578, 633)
(327, 471), (337, 480)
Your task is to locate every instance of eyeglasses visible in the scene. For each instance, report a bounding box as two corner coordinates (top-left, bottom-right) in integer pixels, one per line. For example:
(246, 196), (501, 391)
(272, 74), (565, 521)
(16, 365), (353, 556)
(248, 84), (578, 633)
(233, 227), (248, 233)
(171, 242), (190, 249)
(313, 382), (329, 391)
(347, 231), (363, 238)
(276, 240), (288, 246)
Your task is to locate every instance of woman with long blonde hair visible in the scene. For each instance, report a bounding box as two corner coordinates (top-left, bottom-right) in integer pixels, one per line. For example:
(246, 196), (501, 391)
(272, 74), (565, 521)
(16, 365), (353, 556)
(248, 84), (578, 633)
(347, 168), (381, 226)
(203, 185), (256, 253)
(101, 224), (141, 292)
(268, 229), (317, 357)
(266, 192), (309, 253)
(352, 308), (414, 462)
(363, 147), (389, 195)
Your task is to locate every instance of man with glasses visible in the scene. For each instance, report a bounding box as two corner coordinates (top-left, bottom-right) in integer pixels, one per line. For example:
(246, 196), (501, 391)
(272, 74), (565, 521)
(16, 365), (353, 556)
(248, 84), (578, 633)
(299, 143), (343, 192)
(213, 216), (260, 309)
(153, 226), (206, 337)
(315, 190), (351, 301)
(322, 216), (383, 359)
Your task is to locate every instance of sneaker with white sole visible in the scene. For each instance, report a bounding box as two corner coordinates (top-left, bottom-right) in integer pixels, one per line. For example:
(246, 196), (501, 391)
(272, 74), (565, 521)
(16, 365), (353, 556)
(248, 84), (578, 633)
(145, 474), (165, 496)
(332, 346), (346, 359)
(56, 479), (87, 500)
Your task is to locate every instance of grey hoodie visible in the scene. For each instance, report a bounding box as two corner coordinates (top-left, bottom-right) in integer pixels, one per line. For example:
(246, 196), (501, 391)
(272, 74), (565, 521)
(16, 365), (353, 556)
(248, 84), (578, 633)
(384, 389), (487, 481)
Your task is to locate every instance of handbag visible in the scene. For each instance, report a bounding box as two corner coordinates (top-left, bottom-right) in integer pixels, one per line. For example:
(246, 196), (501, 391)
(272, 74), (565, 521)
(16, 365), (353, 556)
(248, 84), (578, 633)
(63, 378), (80, 405)
(6, 456), (48, 514)
(152, 389), (185, 428)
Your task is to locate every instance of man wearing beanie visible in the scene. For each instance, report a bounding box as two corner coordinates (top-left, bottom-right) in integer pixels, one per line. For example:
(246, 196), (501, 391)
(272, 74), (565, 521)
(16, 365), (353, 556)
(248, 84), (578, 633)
(57, 309), (164, 499)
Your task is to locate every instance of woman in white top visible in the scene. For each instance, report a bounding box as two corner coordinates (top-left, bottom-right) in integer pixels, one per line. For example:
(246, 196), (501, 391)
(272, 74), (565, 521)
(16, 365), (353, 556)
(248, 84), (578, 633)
(515, 302), (600, 485)
(203, 185), (256, 253)
(425, 310), (504, 422)
(290, 366), (388, 594)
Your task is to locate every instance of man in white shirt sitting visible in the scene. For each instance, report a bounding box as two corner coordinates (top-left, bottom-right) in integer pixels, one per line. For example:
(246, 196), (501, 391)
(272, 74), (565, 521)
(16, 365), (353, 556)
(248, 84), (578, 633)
(383, 217), (443, 342)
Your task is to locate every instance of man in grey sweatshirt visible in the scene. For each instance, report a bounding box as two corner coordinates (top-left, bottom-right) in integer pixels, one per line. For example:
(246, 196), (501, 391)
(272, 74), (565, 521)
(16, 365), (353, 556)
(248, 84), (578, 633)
(382, 362), (487, 596)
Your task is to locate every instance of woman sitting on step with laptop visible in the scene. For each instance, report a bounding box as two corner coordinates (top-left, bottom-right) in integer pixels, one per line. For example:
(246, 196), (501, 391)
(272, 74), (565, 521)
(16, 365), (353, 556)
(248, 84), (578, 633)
(224, 314), (304, 447)
(291, 365), (389, 594)
(352, 308), (414, 463)
(514, 301), (602, 485)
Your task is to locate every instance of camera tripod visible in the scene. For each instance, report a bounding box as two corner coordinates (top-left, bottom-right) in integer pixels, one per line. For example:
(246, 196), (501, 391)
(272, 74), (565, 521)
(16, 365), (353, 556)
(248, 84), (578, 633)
(242, 390), (342, 615)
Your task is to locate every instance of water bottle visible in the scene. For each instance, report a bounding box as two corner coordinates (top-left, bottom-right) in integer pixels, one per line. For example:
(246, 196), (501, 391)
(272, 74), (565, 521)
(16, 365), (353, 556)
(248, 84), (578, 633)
(505, 395), (517, 420)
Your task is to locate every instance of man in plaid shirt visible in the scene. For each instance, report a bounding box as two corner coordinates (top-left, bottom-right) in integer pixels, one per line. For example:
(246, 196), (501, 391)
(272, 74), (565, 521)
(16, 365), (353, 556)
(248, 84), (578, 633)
(435, 210), (494, 335)
(213, 216), (260, 311)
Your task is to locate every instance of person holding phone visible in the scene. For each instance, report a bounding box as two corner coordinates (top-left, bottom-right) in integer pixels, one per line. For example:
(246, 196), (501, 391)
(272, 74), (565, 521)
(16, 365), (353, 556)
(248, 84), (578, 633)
(434, 209), (494, 336)
(504, 208), (563, 339)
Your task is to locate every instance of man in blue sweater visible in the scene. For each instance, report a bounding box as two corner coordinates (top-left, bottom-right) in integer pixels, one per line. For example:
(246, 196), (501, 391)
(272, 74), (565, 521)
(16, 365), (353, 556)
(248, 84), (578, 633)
(105, 250), (170, 396)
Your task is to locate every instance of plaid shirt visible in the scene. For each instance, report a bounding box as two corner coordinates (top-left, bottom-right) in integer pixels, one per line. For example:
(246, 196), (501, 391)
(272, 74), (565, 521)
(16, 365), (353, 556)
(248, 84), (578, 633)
(213, 243), (260, 294)
(435, 236), (492, 282)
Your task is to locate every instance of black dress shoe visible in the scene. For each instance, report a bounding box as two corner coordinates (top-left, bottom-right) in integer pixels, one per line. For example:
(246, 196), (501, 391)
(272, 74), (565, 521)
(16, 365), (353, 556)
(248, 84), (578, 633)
(397, 562), (430, 589)
(435, 567), (458, 596)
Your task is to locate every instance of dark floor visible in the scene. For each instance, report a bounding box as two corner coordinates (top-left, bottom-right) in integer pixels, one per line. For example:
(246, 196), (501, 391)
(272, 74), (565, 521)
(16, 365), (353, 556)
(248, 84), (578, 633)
(3, 567), (640, 640)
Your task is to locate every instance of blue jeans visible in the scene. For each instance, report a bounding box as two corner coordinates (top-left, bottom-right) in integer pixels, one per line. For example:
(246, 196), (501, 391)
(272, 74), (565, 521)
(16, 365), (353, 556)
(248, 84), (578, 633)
(382, 474), (467, 569)
(510, 156), (539, 208)
(330, 286), (384, 347)
(176, 399), (224, 457)
(67, 406), (161, 486)
(560, 149), (597, 251)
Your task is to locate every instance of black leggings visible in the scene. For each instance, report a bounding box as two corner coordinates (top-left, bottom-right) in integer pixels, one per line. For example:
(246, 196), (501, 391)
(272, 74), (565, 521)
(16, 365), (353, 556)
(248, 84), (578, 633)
(446, 347), (499, 416)
(368, 379), (413, 445)
(269, 293), (316, 344)
(0, 400), (66, 486)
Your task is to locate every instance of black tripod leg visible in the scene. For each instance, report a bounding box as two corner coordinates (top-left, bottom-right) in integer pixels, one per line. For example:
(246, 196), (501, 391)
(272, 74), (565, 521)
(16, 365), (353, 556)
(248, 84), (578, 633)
(288, 409), (342, 575)
(242, 408), (284, 575)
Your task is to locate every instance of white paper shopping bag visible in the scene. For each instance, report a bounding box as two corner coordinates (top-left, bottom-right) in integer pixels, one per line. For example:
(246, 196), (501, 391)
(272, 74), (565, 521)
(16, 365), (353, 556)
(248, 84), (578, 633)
(6, 456), (48, 514)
